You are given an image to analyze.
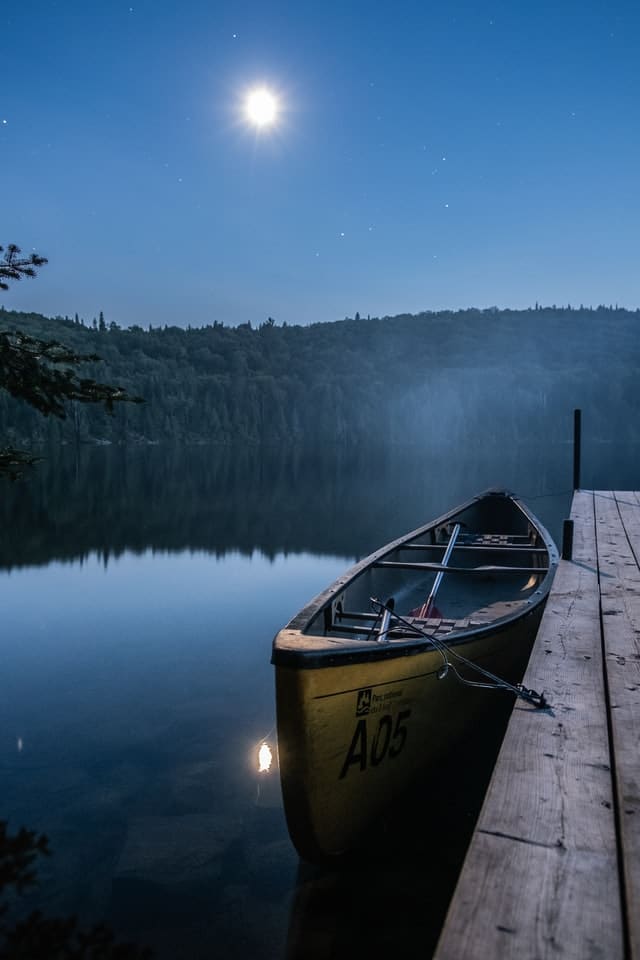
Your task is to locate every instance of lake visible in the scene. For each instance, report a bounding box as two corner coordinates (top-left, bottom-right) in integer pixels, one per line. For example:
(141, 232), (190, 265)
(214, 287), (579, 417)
(1, 439), (636, 958)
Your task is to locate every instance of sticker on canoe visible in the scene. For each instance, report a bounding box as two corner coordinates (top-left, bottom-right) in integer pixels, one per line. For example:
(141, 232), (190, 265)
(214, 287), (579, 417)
(339, 708), (412, 779)
(355, 686), (403, 717)
(355, 689), (372, 715)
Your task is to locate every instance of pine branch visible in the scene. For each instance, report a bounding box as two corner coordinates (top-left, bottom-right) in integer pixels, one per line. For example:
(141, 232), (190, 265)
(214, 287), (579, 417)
(0, 245), (48, 291)
(0, 330), (143, 419)
(0, 821), (153, 958)
(0, 821), (50, 902)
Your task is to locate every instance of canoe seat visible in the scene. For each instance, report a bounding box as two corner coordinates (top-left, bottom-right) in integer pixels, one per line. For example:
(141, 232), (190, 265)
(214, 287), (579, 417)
(460, 533), (533, 546)
(395, 617), (470, 638)
(468, 599), (528, 622)
(415, 617), (463, 636)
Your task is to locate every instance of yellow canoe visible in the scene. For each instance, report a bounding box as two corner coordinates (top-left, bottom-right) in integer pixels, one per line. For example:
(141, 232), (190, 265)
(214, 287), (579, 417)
(271, 488), (558, 862)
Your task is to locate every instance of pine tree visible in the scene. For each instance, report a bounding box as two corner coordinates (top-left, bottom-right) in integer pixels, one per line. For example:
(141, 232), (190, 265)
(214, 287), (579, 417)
(0, 244), (143, 476)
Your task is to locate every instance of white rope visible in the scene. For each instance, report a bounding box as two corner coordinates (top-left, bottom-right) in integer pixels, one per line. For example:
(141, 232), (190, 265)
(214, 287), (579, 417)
(369, 597), (548, 709)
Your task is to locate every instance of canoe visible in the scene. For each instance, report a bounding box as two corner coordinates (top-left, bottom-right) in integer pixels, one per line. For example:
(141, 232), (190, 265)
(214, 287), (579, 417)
(271, 488), (558, 862)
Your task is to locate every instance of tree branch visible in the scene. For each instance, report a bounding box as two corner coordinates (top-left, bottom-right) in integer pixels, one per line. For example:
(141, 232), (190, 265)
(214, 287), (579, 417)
(0, 245), (48, 291)
(0, 330), (143, 419)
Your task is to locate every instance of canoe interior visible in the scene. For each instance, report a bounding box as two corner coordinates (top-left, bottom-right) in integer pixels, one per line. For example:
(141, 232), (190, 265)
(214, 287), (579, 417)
(276, 488), (558, 658)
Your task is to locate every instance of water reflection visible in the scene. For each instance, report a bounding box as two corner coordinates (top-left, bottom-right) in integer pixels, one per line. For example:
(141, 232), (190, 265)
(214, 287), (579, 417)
(2, 441), (638, 958)
(1, 545), (307, 959)
(0, 440), (584, 570)
(284, 691), (515, 959)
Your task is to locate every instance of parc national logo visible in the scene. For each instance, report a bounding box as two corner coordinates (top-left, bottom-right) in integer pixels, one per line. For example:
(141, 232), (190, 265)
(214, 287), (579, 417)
(355, 687), (404, 717)
(356, 689), (372, 716)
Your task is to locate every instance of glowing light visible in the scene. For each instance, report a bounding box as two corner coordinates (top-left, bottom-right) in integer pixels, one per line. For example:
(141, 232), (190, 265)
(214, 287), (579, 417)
(258, 742), (273, 772)
(245, 88), (278, 128)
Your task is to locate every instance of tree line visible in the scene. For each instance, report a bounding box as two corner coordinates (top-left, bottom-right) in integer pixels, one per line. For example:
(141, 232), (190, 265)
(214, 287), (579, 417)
(1, 304), (639, 450)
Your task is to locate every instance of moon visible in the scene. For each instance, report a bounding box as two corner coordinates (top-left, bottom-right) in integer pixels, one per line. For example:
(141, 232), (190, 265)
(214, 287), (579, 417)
(245, 87), (279, 128)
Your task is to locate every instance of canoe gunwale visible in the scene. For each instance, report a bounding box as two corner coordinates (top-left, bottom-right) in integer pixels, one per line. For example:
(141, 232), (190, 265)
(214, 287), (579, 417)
(272, 599), (547, 669)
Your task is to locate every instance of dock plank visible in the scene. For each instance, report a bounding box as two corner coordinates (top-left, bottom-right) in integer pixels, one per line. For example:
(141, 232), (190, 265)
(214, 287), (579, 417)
(595, 490), (640, 959)
(434, 491), (624, 960)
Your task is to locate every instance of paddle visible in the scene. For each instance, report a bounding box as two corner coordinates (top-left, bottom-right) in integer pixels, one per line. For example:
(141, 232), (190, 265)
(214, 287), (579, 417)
(409, 522), (461, 619)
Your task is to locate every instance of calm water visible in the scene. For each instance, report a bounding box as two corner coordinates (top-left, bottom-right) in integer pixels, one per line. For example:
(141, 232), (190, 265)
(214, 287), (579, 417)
(1, 441), (636, 958)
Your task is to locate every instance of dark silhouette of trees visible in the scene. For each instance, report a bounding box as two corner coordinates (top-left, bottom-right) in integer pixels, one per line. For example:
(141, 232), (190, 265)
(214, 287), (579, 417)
(0, 244), (48, 290)
(1, 292), (640, 456)
(0, 244), (143, 477)
(0, 820), (152, 959)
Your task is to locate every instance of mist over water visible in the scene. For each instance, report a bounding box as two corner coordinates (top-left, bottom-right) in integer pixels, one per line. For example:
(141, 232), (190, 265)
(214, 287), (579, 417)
(1, 439), (636, 958)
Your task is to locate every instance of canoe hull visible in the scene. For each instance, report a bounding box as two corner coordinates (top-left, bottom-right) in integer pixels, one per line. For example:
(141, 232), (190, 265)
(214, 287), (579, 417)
(275, 603), (544, 862)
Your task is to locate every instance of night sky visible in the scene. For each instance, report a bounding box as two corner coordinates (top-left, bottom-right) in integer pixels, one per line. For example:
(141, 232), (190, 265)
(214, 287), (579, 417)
(3, 0), (639, 328)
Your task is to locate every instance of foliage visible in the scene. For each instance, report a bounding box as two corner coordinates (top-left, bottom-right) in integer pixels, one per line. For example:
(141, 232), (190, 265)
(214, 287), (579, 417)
(0, 327), (143, 477)
(0, 245), (48, 291)
(0, 331), (140, 418)
(0, 822), (50, 900)
(1, 304), (639, 451)
(0, 246), (143, 477)
(0, 821), (152, 959)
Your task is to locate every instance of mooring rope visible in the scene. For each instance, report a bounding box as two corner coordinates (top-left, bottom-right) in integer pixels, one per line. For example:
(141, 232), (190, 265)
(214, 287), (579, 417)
(369, 596), (548, 709)
(518, 486), (574, 501)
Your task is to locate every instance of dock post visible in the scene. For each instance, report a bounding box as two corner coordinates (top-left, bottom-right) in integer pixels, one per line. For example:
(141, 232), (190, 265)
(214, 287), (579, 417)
(573, 408), (582, 490)
(561, 518), (574, 560)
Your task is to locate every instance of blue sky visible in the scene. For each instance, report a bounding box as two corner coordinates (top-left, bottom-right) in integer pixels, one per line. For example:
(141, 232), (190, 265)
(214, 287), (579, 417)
(3, 0), (639, 327)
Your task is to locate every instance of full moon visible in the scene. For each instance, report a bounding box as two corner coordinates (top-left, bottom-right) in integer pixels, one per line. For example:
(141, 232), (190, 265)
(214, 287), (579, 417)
(245, 87), (278, 128)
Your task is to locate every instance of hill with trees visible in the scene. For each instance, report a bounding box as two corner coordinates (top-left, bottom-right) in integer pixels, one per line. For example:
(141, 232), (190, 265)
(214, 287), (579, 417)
(0, 305), (638, 449)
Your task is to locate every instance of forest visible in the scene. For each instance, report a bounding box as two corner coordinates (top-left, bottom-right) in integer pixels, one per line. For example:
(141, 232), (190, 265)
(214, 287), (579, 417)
(0, 305), (638, 449)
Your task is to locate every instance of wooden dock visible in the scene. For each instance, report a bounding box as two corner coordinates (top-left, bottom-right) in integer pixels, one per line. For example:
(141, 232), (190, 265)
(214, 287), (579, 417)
(433, 490), (640, 960)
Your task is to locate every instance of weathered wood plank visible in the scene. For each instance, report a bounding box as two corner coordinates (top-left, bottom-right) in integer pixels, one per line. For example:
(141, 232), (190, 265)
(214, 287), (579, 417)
(595, 490), (640, 959)
(434, 491), (623, 960)
(434, 839), (619, 959)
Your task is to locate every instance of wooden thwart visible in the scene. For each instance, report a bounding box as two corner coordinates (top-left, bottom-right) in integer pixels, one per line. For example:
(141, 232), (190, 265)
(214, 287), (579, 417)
(402, 543), (548, 554)
(374, 560), (548, 574)
(433, 489), (640, 960)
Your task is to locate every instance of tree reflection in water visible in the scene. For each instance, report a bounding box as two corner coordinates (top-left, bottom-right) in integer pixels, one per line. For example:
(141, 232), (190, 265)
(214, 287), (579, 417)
(3, 439), (635, 957)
